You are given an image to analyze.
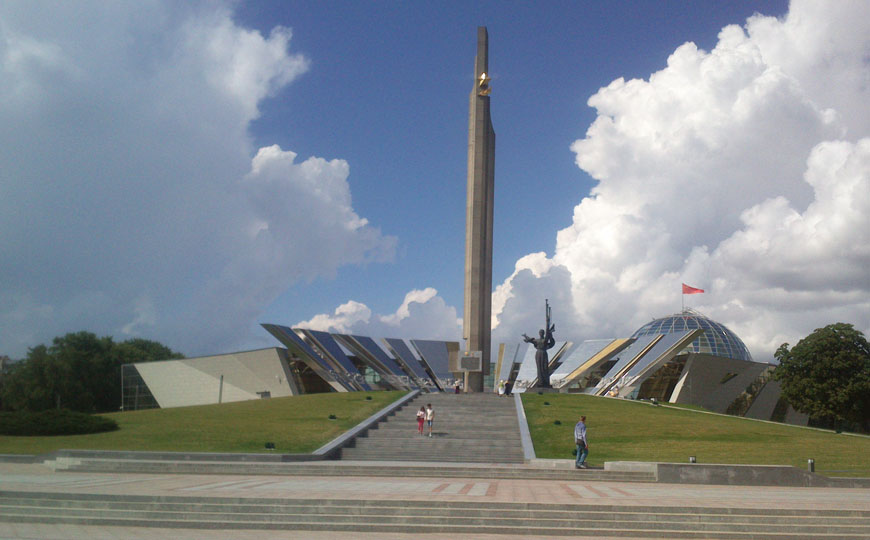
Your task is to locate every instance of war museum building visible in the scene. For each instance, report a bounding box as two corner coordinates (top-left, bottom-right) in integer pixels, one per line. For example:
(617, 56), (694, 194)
(121, 310), (806, 427)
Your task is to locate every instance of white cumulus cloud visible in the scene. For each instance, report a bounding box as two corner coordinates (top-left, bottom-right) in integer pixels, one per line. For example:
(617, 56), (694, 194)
(491, 0), (870, 361)
(0, 2), (394, 357)
(320, 0), (870, 363)
(297, 288), (461, 341)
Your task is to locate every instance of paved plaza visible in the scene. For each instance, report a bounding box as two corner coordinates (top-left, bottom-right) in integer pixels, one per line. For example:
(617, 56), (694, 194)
(2, 461), (869, 539)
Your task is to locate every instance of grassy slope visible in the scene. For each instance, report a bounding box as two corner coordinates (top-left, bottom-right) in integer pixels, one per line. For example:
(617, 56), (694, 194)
(522, 393), (870, 477)
(2, 390), (866, 478)
(0, 391), (405, 455)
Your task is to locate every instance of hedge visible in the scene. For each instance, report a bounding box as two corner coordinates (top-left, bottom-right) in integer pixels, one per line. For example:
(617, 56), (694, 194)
(0, 409), (119, 436)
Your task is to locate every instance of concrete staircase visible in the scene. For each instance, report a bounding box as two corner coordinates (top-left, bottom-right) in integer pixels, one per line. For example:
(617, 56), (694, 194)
(3, 491), (869, 538)
(46, 456), (655, 482)
(338, 392), (525, 463)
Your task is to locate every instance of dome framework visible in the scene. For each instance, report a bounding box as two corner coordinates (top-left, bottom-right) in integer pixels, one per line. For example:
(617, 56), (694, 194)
(631, 309), (753, 362)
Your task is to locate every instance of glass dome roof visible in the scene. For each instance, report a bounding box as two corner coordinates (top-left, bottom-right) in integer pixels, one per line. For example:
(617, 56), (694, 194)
(631, 309), (753, 362)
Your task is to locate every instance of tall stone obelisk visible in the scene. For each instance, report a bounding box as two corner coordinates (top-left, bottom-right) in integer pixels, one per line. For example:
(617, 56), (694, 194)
(463, 27), (494, 393)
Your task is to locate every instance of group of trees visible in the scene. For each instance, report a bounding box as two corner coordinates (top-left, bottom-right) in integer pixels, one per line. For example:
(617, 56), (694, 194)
(774, 323), (870, 433)
(0, 332), (183, 413)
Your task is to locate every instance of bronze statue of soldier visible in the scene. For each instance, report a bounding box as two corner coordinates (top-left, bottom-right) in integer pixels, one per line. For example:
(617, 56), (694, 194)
(523, 300), (555, 388)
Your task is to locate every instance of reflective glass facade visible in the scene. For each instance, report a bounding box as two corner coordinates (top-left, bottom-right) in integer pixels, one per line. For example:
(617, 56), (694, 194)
(411, 339), (452, 381)
(631, 310), (753, 362)
(121, 364), (159, 411)
(383, 338), (432, 381)
(549, 339), (612, 380)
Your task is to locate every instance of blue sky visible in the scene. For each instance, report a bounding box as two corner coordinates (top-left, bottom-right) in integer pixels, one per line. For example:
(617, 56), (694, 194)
(2, 1), (868, 362)
(243, 1), (785, 314)
(240, 1), (789, 319)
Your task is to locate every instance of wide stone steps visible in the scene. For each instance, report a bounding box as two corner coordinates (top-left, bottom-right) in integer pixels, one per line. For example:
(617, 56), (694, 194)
(336, 449), (524, 462)
(395, 416), (516, 425)
(341, 393), (526, 463)
(3, 492), (869, 538)
(48, 458), (652, 481)
(347, 436), (521, 445)
(338, 449), (525, 463)
(352, 437), (522, 448)
(392, 407), (517, 417)
(368, 427), (522, 439)
(373, 422), (520, 429)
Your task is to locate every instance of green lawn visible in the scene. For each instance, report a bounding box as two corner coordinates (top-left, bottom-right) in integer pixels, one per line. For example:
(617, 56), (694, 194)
(4, 390), (867, 478)
(522, 393), (870, 477)
(0, 391), (405, 455)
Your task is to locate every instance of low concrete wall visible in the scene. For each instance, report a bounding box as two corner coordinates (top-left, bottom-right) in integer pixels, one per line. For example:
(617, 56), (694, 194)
(513, 393), (536, 461)
(659, 462), (826, 487)
(529, 458), (575, 468)
(313, 389), (420, 458)
(50, 449), (309, 462)
(605, 461), (658, 473)
(0, 454), (41, 464)
(606, 461), (870, 488)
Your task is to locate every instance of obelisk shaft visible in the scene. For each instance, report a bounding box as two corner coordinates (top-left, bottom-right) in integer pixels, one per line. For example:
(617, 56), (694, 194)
(463, 27), (495, 392)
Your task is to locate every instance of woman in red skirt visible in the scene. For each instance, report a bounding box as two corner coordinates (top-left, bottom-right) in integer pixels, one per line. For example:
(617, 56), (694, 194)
(416, 406), (426, 435)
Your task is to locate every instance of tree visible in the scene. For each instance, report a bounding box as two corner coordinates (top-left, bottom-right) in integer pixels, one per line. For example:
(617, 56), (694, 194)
(0, 332), (183, 413)
(1, 344), (70, 412)
(0, 355), (11, 409)
(774, 323), (870, 432)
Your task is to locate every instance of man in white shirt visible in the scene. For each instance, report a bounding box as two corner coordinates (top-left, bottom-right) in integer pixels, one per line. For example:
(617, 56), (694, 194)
(425, 403), (434, 438)
(574, 415), (588, 469)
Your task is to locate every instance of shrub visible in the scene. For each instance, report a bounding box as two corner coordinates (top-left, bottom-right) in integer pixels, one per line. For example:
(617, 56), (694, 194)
(0, 409), (119, 436)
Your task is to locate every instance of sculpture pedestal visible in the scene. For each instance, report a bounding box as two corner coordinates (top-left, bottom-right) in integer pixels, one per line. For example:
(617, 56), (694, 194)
(465, 371), (484, 392)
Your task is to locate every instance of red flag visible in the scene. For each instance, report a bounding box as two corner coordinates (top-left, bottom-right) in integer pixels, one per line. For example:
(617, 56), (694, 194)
(682, 283), (704, 295)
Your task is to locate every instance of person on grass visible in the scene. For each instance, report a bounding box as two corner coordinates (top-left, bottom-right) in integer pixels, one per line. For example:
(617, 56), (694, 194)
(574, 415), (588, 469)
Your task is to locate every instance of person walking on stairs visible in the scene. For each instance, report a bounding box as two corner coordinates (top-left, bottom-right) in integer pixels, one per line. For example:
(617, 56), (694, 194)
(425, 403), (434, 438)
(416, 406), (425, 435)
(575, 415), (588, 469)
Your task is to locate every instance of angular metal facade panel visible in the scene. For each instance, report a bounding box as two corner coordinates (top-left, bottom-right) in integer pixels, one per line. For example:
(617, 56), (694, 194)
(511, 344), (538, 394)
(497, 342), (522, 384)
(549, 339), (613, 382)
(336, 334), (415, 390)
(594, 334), (660, 392)
(411, 339), (453, 383)
(383, 337), (436, 389)
(623, 330), (696, 381)
(671, 354), (769, 414)
(305, 330), (372, 391)
(617, 329), (704, 397)
(261, 324), (351, 392)
(556, 338), (634, 390)
(347, 335), (411, 379)
(512, 341), (568, 394)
